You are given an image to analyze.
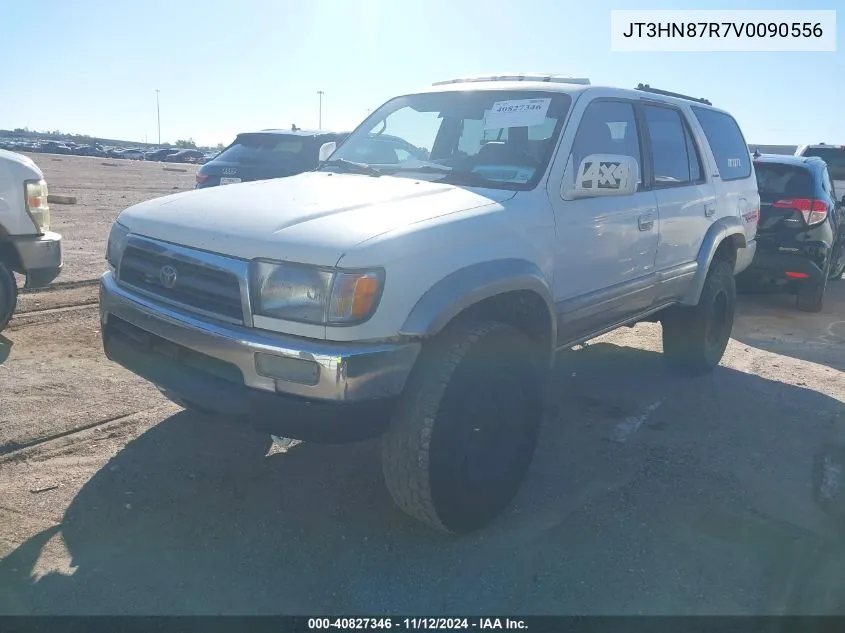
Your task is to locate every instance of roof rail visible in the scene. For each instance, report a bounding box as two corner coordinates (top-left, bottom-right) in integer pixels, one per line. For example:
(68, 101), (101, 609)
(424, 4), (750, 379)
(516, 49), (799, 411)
(635, 84), (712, 106)
(433, 74), (590, 86)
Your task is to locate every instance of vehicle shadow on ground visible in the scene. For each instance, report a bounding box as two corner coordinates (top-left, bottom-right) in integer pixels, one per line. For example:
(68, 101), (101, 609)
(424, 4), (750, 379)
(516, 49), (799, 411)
(733, 280), (845, 372)
(2, 343), (845, 615)
(0, 335), (11, 366)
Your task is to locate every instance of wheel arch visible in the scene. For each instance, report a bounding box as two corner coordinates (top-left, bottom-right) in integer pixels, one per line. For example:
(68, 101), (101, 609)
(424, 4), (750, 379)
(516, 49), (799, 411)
(399, 259), (557, 366)
(681, 216), (746, 305)
(0, 223), (23, 272)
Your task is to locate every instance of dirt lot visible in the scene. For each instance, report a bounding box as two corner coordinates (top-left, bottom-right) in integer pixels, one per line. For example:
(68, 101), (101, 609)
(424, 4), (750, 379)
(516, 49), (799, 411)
(26, 152), (198, 286)
(2, 154), (845, 615)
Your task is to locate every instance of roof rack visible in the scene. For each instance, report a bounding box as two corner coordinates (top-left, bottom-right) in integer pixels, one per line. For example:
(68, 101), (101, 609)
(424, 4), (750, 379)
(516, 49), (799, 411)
(635, 84), (712, 106)
(433, 74), (591, 86)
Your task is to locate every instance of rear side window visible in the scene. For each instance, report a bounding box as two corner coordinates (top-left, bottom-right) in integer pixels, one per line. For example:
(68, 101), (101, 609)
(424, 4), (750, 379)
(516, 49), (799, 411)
(642, 105), (703, 187)
(691, 107), (751, 181)
(820, 166), (838, 198)
(821, 167), (832, 193)
(754, 163), (815, 202)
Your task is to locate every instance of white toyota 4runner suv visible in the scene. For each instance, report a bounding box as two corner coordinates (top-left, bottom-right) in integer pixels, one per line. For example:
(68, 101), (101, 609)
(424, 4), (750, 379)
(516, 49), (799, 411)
(0, 149), (62, 331)
(100, 75), (759, 533)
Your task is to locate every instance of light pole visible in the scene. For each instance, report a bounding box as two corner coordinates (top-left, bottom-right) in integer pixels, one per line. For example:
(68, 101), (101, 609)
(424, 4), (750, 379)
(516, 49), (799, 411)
(317, 90), (324, 130)
(155, 89), (161, 145)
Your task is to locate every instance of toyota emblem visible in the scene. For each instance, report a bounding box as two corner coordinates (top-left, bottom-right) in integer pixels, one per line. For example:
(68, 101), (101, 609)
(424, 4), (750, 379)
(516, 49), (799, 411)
(159, 264), (178, 289)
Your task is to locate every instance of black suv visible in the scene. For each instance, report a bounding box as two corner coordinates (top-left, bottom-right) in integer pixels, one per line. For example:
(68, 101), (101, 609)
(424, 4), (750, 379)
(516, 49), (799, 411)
(196, 129), (349, 189)
(739, 154), (845, 312)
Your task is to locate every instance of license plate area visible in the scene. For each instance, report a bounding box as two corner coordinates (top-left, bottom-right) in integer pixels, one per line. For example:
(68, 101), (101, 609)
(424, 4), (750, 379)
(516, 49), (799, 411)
(219, 177), (241, 185)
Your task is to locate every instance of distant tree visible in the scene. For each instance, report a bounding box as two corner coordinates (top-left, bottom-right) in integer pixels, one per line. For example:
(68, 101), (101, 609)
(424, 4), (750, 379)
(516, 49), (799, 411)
(215, 143), (225, 151)
(175, 138), (197, 149)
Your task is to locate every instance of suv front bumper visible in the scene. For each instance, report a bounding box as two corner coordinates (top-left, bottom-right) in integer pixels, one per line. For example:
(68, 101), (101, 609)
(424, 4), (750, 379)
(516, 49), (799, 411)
(99, 271), (421, 442)
(10, 231), (63, 288)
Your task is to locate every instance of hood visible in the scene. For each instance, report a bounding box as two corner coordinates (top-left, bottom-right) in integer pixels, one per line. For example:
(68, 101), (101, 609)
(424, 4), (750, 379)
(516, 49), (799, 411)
(118, 171), (514, 265)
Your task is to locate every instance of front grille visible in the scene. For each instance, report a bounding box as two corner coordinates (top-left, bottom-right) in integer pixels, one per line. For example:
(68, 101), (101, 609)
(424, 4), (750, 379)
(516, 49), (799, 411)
(119, 244), (244, 322)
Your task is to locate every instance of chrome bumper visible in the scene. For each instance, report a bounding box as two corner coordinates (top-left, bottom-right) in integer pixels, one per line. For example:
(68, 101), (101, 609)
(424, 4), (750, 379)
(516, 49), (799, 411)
(10, 231), (63, 288)
(99, 271), (420, 402)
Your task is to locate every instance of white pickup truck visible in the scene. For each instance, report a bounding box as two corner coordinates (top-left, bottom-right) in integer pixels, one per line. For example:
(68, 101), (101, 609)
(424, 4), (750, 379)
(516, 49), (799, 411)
(0, 150), (63, 331)
(101, 75), (758, 533)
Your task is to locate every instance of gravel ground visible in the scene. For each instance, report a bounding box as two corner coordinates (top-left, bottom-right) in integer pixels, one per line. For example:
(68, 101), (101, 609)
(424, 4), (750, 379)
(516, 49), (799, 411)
(20, 152), (198, 285)
(1, 155), (845, 615)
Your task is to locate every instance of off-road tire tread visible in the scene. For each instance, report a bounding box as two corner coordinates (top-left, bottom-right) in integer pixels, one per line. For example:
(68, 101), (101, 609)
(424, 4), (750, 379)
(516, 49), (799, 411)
(380, 320), (530, 533)
(662, 257), (735, 377)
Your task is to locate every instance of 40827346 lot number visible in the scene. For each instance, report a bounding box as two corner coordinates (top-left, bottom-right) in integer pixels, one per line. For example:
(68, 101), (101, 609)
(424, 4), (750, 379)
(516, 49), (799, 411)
(307, 618), (476, 630)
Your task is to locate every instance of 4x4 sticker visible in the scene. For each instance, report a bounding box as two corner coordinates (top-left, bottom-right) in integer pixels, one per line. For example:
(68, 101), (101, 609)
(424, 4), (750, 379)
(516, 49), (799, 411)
(578, 160), (628, 189)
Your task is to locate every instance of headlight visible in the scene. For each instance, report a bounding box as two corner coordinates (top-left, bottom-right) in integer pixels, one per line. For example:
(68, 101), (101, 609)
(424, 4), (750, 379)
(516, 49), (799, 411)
(251, 261), (384, 325)
(24, 179), (50, 233)
(106, 221), (131, 269)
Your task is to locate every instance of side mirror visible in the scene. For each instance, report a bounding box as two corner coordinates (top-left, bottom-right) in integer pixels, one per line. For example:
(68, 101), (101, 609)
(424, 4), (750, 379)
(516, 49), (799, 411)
(567, 154), (639, 199)
(318, 141), (336, 162)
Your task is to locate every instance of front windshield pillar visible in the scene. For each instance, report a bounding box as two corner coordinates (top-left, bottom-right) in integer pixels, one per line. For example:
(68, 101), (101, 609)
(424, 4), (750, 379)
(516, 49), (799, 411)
(431, 118), (461, 161)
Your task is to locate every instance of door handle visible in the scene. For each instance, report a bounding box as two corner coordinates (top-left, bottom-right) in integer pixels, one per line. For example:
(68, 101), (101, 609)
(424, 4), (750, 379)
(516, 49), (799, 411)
(638, 213), (655, 231)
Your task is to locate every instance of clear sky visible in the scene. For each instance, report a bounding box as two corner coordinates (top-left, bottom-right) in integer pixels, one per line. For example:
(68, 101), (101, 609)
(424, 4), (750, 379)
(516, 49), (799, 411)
(1, 0), (841, 146)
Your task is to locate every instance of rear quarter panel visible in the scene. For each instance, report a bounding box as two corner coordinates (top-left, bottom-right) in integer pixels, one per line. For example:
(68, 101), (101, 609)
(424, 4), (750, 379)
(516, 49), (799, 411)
(684, 106), (759, 250)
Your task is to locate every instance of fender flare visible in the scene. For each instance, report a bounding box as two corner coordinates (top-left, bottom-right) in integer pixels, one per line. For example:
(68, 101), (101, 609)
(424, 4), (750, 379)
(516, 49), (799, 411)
(682, 216), (747, 305)
(399, 259), (557, 344)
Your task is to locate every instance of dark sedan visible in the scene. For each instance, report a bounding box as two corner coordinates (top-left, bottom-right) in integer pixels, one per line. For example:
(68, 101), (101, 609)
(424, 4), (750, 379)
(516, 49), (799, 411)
(195, 129), (348, 188)
(165, 149), (205, 164)
(145, 148), (181, 161)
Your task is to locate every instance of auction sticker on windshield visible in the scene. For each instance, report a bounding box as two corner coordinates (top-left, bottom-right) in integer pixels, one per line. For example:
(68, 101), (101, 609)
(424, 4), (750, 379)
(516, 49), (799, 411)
(483, 98), (551, 130)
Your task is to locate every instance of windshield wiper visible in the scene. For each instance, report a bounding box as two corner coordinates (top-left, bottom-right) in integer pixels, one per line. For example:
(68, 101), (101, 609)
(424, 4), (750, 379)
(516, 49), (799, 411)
(435, 170), (500, 188)
(320, 159), (382, 177)
(383, 165), (452, 175)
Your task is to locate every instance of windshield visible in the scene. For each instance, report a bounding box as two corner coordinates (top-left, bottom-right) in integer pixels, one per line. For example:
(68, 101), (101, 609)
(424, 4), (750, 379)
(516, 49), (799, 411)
(327, 90), (572, 190)
(801, 147), (845, 179)
(215, 133), (312, 165)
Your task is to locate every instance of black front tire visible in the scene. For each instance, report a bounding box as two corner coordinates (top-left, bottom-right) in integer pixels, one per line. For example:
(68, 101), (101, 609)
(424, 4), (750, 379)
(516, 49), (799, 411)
(0, 261), (18, 332)
(380, 319), (544, 534)
(662, 257), (736, 377)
